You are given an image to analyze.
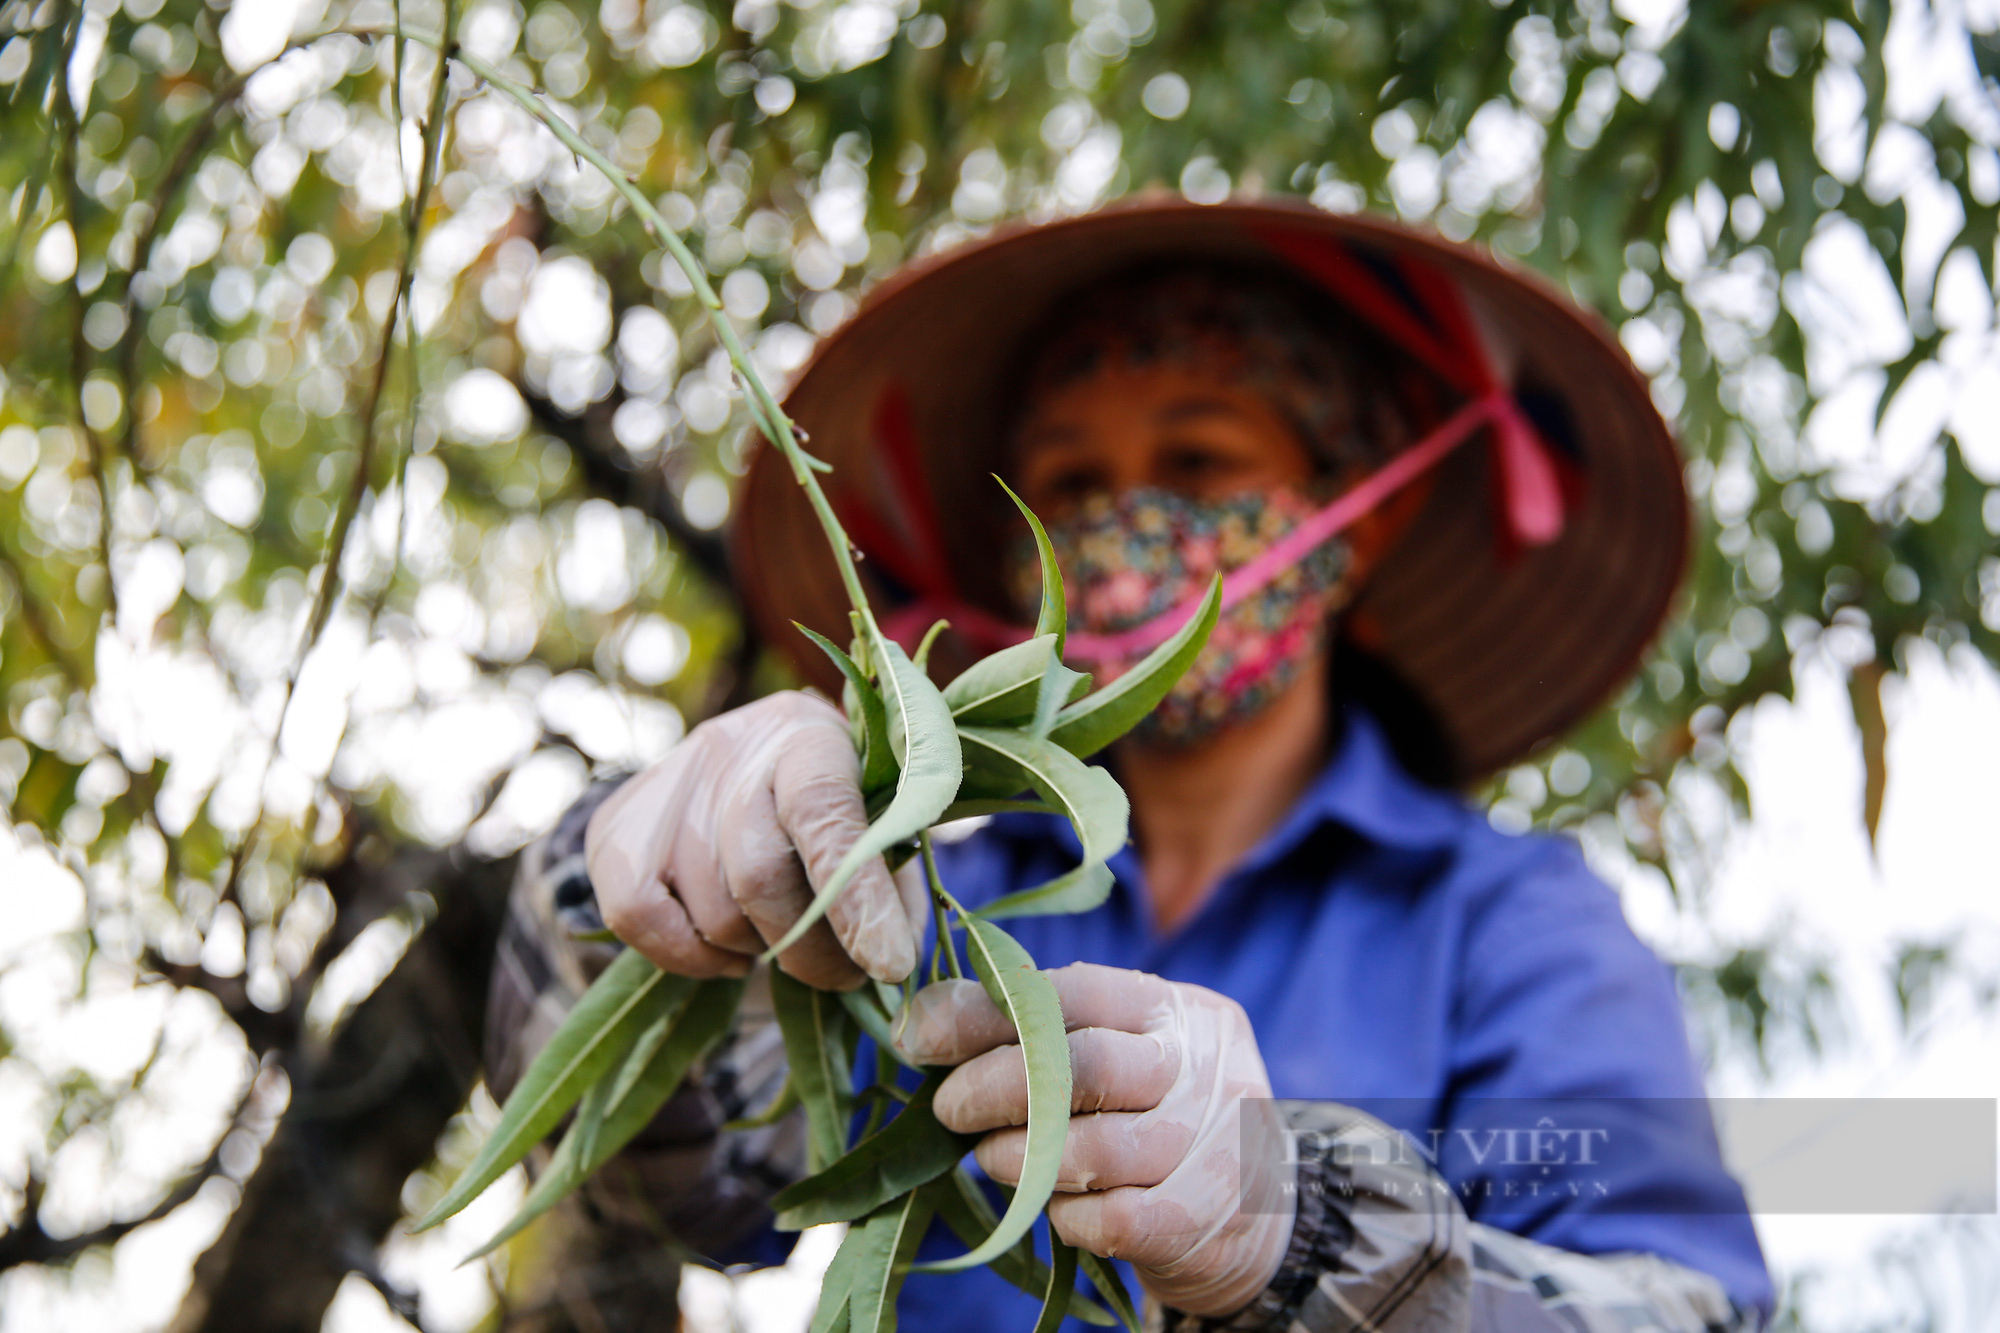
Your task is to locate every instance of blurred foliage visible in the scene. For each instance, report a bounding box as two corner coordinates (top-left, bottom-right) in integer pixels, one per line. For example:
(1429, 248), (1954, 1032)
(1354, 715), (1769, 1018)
(0, 0), (1997, 1324)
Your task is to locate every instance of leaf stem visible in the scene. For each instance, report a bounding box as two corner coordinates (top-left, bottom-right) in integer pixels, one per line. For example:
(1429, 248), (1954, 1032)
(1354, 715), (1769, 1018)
(384, 25), (879, 636)
(920, 832), (963, 981)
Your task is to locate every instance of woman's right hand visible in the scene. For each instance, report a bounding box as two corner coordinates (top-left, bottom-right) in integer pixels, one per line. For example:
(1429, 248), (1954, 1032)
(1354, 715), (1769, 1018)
(584, 692), (927, 990)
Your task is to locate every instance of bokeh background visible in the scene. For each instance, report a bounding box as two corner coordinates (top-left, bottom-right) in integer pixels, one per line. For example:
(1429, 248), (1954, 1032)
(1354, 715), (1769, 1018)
(1, 0), (1998, 1328)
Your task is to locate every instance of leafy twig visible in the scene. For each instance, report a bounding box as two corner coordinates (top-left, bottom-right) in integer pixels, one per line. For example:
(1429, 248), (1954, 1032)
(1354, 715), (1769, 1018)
(217, 14), (458, 905)
(51, 0), (116, 620)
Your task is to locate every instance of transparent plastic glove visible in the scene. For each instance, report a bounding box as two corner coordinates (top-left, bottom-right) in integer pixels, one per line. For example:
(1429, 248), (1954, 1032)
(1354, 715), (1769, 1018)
(898, 963), (1296, 1318)
(585, 691), (927, 989)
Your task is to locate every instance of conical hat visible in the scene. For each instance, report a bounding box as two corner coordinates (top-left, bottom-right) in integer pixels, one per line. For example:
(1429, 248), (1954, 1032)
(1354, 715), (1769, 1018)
(730, 198), (1686, 784)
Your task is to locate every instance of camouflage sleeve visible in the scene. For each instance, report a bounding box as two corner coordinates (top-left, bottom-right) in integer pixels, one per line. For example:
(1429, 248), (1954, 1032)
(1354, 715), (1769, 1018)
(484, 780), (806, 1262)
(1156, 1104), (1756, 1333)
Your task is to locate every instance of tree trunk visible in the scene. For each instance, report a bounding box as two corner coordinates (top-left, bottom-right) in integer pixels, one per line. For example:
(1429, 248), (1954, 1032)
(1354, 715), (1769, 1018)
(170, 844), (515, 1332)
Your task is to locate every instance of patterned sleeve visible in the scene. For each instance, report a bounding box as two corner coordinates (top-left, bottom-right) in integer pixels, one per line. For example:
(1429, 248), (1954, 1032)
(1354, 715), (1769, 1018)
(483, 780), (806, 1261)
(1155, 1103), (1758, 1333)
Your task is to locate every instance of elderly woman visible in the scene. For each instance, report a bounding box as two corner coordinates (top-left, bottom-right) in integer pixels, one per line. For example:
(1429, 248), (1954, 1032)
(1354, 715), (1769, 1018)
(486, 202), (1770, 1332)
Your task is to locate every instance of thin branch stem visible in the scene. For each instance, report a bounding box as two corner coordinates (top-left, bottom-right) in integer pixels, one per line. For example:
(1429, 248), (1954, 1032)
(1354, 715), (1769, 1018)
(52, 0), (117, 620)
(384, 27), (879, 639)
(218, 15), (458, 900)
(920, 832), (963, 980)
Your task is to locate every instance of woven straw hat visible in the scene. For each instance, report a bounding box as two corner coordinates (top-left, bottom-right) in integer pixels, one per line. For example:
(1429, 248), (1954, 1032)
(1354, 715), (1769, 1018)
(730, 198), (1686, 785)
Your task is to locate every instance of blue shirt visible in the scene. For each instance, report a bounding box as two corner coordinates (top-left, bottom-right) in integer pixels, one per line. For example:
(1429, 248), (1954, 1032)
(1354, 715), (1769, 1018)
(838, 707), (1767, 1327)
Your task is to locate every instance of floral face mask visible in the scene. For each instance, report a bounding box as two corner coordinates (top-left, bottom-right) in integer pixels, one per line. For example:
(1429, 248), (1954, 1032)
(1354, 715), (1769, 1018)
(1012, 486), (1354, 747)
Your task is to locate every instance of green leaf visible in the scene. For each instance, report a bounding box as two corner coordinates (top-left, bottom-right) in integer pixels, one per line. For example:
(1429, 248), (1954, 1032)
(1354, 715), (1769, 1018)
(772, 965), (856, 1172)
(1078, 1250), (1141, 1333)
(1032, 1235), (1080, 1333)
(913, 617), (950, 672)
(723, 1073), (798, 1132)
(1048, 574), (1222, 760)
(1030, 645), (1089, 742)
(956, 727), (1129, 864)
(937, 797), (1059, 821)
(999, 478), (1067, 650)
(765, 638), (962, 961)
(811, 1219), (869, 1333)
(772, 1070), (973, 1229)
(837, 986), (919, 1070)
(975, 861), (1115, 921)
(846, 1185), (938, 1333)
(943, 634), (1059, 725)
(467, 976), (743, 1259)
(913, 918), (1071, 1273)
(798, 622), (897, 794)
(932, 1169), (1113, 1326)
(413, 949), (685, 1230)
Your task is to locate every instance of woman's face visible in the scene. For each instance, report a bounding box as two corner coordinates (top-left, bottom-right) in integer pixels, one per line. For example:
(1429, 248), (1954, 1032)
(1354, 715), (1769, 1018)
(1011, 363), (1318, 517)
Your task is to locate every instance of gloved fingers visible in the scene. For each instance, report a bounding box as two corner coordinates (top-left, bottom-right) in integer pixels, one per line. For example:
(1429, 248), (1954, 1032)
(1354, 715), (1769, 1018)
(717, 768), (866, 991)
(1044, 962), (1179, 1034)
(896, 964), (1184, 1067)
(974, 1111), (1195, 1193)
(595, 873), (754, 979)
(1046, 1188), (1202, 1270)
(772, 714), (918, 984)
(933, 1027), (1179, 1133)
(894, 977), (1017, 1066)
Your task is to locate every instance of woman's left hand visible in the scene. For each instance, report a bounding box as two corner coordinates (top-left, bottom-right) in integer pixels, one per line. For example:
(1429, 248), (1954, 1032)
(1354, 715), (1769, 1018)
(896, 962), (1296, 1318)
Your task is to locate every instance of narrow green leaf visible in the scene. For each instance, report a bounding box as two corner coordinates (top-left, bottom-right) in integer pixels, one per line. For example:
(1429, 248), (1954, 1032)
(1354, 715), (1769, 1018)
(937, 797), (1059, 821)
(1078, 1251), (1141, 1333)
(837, 986), (919, 1070)
(845, 1186), (938, 1333)
(956, 727), (1129, 864)
(773, 1071), (973, 1229)
(975, 861), (1115, 922)
(998, 478), (1066, 650)
(723, 1072), (798, 1131)
(811, 1221), (869, 1333)
(798, 622), (897, 793)
(765, 639), (962, 961)
(932, 1169), (1113, 1325)
(1030, 645), (1089, 742)
(1032, 1235), (1080, 1333)
(1049, 574), (1222, 760)
(773, 965), (856, 1172)
(912, 618), (949, 672)
(467, 976), (742, 1259)
(913, 918), (1071, 1273)
(414, 948), (680, 1230)
(943, 634), (1058, 725)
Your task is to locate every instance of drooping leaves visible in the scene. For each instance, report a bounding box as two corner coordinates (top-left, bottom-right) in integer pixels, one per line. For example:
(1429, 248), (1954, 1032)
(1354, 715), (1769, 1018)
(773, 964), (857, 1173)
(955, 727), (1129, 865)
(468, 975), (745, 1258)
(829, 1185), (940, 1333)
(1032, 1235), (1080, 1333)
(1077, 1250), (1142, 1333)
(413, 950), (692, 1230)
(1049, 575), (1223, 760)
(800, 622), (899, 794)
(772, 1070), (973, 1229)
(976, 861), (1116, 921)
(766, 637), (962, 960)
(914, 917), (1071, 1273)
(933, 1169), (1114, 1326)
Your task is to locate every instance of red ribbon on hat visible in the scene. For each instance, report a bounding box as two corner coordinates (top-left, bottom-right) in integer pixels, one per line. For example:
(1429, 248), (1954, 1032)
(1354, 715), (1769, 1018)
(856, 231), (1575, 664)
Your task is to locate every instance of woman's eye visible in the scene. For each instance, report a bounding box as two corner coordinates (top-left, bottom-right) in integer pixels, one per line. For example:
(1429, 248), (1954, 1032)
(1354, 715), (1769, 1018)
(1161, 445), (1236, 480)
